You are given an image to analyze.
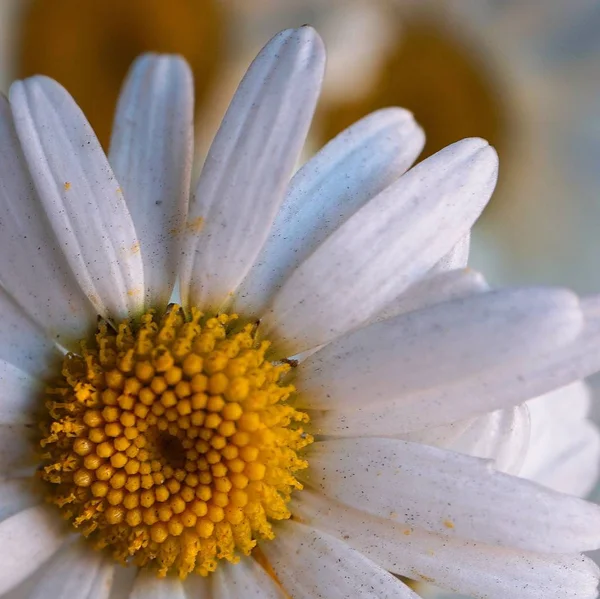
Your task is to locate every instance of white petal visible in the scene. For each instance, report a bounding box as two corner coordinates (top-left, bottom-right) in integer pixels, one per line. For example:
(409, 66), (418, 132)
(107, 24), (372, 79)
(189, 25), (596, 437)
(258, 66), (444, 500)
(235, 108), (425, 316)
(446, 406), (530, 475)
(298, 287), (580, 417)
(314, 293), (600, 437)
(27, 541), (112, 599)
(9, 76), (144, 321)
(395, 418), (473, 452)
(375, 268), (489, 323)
(130, 570), (185, 599)
(7, 546), (115, 599)
(0, 505), (67, 595)
(303, 438), (600, 553)
(0, 424), (37, 476)
(401, 405), (530, 475)
(430, 233), (471, 274)
(0, 361), (41, 424)
(105, 566), (136, 599)
(109, 54), (193, 308)
(212, 558), (287, 598)
(262, 519), (419, 598)
(88, 558), (115, 599)
(0, 96), (96, 345)
(527, 422), (600, 504)
(525, 296), (600, 391)
(0, 477), (40, 524)
(293, 490), (600, 599)
(262, 138), (498, 356)
(0, 287), (61, 377)
(521, 382), (600, 496)
(529, 381), (591, 425)
(180, 27), (325, 311)
(182, 574), (211, 598)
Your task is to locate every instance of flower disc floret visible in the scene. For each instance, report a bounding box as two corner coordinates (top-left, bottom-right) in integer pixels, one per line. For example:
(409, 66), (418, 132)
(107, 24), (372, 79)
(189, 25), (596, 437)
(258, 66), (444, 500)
(39, 306), (312, 577)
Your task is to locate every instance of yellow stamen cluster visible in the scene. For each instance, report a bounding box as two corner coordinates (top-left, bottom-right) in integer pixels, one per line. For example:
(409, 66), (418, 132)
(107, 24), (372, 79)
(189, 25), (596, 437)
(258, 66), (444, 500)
(39, 306), (312, 577)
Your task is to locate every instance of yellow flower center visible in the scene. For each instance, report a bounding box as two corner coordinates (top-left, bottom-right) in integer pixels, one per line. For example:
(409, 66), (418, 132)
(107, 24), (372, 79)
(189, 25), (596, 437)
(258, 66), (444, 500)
(39, 306), (312, 577)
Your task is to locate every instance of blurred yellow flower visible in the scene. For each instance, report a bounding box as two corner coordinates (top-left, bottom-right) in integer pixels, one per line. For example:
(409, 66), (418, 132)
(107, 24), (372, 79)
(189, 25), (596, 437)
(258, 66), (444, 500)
(18, 0), (225, 148)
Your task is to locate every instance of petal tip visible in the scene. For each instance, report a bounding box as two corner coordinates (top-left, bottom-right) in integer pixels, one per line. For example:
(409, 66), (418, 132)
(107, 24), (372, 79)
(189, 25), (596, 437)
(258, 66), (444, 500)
(454, 137), (499, 178)
(276, 25), (326, 58)
(455, 136), (491, 153)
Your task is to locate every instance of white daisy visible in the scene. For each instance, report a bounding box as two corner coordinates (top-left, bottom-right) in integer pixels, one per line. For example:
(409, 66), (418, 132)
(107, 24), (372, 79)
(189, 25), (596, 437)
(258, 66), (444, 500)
(1, 26), (600, 599)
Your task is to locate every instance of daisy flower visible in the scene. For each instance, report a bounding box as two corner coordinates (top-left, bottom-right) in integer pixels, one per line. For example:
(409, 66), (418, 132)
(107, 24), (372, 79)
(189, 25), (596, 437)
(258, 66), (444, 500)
(1, 26), (600, 599)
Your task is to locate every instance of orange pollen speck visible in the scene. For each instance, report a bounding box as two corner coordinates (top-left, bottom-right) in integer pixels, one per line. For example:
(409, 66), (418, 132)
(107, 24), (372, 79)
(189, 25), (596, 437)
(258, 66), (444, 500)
(39, 306), (312, 578)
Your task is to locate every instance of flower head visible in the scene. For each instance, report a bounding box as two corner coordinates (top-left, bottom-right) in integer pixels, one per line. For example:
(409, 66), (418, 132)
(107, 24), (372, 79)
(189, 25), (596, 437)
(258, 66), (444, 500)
(1, 26), (600, 598)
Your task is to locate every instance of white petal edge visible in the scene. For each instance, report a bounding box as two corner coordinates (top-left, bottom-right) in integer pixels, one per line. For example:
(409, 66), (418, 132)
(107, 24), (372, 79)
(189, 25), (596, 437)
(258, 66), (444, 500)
(109, 53), (193, 308)
(212, 557), (288, 598)
(262, 519), (420, 598)
(450, 406), (531, 475)
(129, 569), (186, 599)
(0, 505), (67, 595)
(400, 405), (530, 475)
(373, 267), (489, 324)
(297, 287), (580, 413)
(0, 95), (97, 345)
(235, 107), (425, 316)
(293, 490), (600, 599)
(311, 293), (600, 436)
(302, 437), (600, 553)
(180, 27), (325, 311)
(430, 233), (470, 274)
(10, 76), (144, 320)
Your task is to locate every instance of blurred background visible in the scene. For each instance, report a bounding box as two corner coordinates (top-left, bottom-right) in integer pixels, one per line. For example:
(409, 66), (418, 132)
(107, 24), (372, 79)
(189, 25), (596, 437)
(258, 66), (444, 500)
(1, 1), (600, 596)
